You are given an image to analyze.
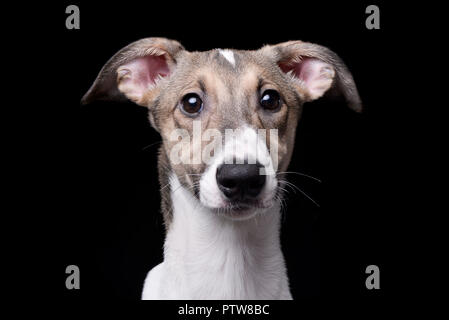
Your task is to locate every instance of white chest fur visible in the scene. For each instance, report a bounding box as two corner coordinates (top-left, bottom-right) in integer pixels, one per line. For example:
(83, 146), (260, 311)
(142, 175), (292, 300)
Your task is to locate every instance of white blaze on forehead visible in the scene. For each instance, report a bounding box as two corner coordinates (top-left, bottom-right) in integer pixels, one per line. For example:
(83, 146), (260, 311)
(218, 49), (235, 67)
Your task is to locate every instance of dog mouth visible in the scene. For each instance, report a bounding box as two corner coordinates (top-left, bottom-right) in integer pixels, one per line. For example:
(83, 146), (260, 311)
(208, 201), (271, 220)
(214, 198), (270, 212)
(202, 193), (277, 220)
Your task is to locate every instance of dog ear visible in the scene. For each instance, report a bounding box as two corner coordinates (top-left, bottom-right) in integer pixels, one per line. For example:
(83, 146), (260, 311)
(81, 37), (184, 106)
(262, 41), (362, 112)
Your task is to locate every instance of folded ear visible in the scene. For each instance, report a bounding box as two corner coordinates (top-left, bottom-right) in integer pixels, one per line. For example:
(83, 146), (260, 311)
(262, 41), (362, 112)
(81, 37), (184, 106)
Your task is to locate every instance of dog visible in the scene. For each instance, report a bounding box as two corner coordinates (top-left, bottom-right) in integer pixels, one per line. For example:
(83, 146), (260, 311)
(82, 37), (361, 299)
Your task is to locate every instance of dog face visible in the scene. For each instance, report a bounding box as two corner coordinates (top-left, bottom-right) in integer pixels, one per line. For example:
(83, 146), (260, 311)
(82, 38), (361, 221)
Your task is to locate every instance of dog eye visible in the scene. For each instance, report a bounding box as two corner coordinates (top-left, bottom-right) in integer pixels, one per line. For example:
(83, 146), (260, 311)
(260, 90), (281, 111)
(180, 93), (203, 116)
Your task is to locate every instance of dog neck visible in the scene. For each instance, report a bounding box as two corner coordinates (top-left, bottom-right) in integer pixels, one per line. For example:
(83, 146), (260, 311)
(161, 174), (291, 299)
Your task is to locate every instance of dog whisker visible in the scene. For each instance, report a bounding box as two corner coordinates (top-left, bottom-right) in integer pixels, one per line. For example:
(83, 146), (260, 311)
(277, 171), (322, 183)
(285, 180), (320, 207)
(141, 140), (162, 151)
(277, 178), (320, 208)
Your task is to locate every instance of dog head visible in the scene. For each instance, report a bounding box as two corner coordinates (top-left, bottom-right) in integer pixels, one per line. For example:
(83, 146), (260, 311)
(82, 37), (361, 221)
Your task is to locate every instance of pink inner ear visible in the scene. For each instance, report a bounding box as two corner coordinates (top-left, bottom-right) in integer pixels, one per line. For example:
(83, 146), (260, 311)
(126, 54), (170, 87)
(279, 57), (322, 82)
(279, 57), (334, 100)
(117, 54), (171, 103)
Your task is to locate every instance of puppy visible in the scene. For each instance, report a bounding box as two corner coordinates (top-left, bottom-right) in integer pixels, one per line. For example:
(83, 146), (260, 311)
(82, 38), (361, 299)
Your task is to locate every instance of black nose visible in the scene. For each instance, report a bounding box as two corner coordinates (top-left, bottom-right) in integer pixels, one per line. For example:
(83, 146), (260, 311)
(216, 163), (266, 200)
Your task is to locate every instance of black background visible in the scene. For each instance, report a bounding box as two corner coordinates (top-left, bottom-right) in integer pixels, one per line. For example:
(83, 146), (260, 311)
(16, 0), (418, 306)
